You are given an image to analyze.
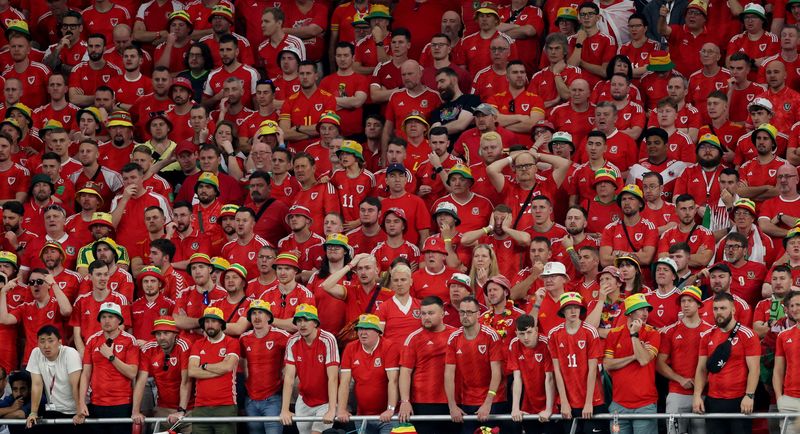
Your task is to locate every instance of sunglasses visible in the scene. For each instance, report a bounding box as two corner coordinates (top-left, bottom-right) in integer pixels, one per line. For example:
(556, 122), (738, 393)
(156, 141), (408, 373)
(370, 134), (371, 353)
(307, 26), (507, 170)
(163, 353), (170, 372)
(28, 279), (45, 286)
(202, 291), (210, 306)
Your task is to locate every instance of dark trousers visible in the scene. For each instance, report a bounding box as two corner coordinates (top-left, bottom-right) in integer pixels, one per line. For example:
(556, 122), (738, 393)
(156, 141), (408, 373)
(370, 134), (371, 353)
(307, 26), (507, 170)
(705, 396), (751, 434)
(88, 404), (133, 434)
(561, 405), (609, 434)
(521, 418), (560, 434)
(412, 403), (459, 434)
(458, 401), (510, 434)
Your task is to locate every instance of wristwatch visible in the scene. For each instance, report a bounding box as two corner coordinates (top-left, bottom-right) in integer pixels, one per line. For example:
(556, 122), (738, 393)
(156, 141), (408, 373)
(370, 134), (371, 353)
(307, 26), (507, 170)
(745, 393), (755, 399)
(108, 355), (116, 362)
(575, 43), (583, 49)
(176, 407), (187, 414)
(630, 332), (640, 339)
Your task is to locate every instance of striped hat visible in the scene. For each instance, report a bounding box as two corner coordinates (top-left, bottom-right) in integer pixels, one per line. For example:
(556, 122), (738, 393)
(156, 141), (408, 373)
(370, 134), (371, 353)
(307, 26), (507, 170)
(785, 226), (800, 247)
(732, 198), (757, 217)
(272, 252), (300, 270)
(6, 103), (33, 126)
(152, 316), (179, 334)
(39, 242), (65, 263)
(168, 10), (193, 27)
(188, 253), (213, 268)
(355, 314), (382, 333)
(447, 273), (472, 290)
(317, 111), (341, 129)
(324, 233), (350, 248)
(697, 133), (722, 151)
(106, 110), (134, 128)
(592, 168), (618, 187)
(677, 285), (703, 306)
(558, 292), (584, 317)
(391, 424), (417, 433)
(556, 6), (579, 22)
(89, 212), (114, 228)
(195, 171), (220, 193)
(211, 257), (230, 272)
(222, 263), (247, 281)
(219, 204), (239, 220)
(624, 293), (653, 315)
(752, 123), (778, 147)
(647, 51), (675, 72)
(208, 5), (234, 22)
(137, 265), (165, 286)
(199, 307), (226, 329)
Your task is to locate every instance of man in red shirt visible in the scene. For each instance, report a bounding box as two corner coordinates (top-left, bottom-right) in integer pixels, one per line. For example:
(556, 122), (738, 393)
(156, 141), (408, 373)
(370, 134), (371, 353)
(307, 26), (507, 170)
(567, 2), (615, 87)
(382, 60), (441, 143)
(398, 296), (457, 434)
(657, 194), (715, 271)
(2, 30), (51, 109)
(129, 266), (174, 344)
(202, 35), (259, 111)
(335, 313), (399, 433)
(461, 3), (517, 78)
(279, 61), (336, 151)
(220, 207), (272, 279)
(739, 123), (789, 203)
(548, 292), (607, 433)
(131, 317), (191, 432)
(75, 301), (139, 434)
(657, 0), (715, 76)
(693, 292), (761, 434)
(773, 291), (800, 421)
(382, 163), (431, 246)
(70, 261), (131, 355)
(239, 299), (290, 434)
(604, 294), (661, 433)
(109, 163), (171, 254)
(727, 4), (779, 65)
(761, 60), (800, 133)
(187, 307), (240, 434)
(280, 304), (339, 433)
(154, 11), (193, 73)
(599, 184), (658, 270)
(549, 79), (595, 146)
(411, 236), (458, 302)
(656, 286), (713, 434)
(445, 294), (505, 433)
(68, 34), (123, 108)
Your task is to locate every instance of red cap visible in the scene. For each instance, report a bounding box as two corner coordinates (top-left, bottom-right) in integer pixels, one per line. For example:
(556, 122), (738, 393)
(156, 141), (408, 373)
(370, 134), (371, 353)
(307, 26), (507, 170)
(381, 207), (407, 227)
(174, 140), (197, 155)
(170, 77), (194, 97)
(421, 236), (448, 255)
(285, 205), (313, 225)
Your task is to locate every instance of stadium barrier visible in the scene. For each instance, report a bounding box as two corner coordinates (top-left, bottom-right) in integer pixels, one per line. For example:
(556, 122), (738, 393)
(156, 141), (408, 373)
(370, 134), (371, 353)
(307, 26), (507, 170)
(10, 412), (800, 434)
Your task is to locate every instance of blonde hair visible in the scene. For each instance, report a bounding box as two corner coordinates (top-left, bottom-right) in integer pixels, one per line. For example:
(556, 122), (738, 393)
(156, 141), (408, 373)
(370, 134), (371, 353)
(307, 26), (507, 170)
(468, 244), (500, 291)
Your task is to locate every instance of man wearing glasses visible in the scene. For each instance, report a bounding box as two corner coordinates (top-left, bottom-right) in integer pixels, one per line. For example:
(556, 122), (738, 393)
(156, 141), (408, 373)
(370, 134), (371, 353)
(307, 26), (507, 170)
(714, 228), (769, 307)
(42, 11), (86, 74)
(713, 199), (775, 269)
(132, 317), (192, 433)
(0, 266), (72, 367)
(567, 2), (616, 87)
(758, 164), (800, 245)
(486, 146), (571, 231)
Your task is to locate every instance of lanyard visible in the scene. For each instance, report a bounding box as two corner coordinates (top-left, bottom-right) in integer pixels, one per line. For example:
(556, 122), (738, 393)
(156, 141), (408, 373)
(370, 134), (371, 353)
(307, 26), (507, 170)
(701, 169), (717, 199)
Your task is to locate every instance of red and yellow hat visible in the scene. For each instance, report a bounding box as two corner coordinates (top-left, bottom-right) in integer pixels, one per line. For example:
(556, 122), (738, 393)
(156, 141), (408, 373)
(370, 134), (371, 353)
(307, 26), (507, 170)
(247, 299), (274, 323)
(219, 204), (239, 220)
(557, 292), (585, 317)
(168, 10), (193, 27)
(188, 253), (213, 268)
(138, 265), (165, 286)
(732, 198), (757, 217)
(208, 5), (234, 23)
(272, 252), (300, 271)
(152, 316), (179, 334)
(677, 285), (703, 306)
(39, 241), (65, 262)
(89, 212), (114, 228)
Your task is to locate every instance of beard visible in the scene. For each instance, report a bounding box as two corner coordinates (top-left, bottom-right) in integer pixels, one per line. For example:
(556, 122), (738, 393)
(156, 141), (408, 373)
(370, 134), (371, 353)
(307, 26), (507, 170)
(88, 52), (102, 62)
(566, 225), (584, 235)
(715, 313), (733, 329)
(112, 136), (126, 147)
(698, 154), (722, 168)
(439, 87), (455, 102)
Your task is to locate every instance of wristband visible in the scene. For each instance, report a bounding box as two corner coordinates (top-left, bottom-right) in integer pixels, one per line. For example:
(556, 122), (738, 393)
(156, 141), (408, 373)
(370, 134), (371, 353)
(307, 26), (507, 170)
(566, 246), (575, 251)
(444, 238), (452, 243)
(506, 156), (513, 165)
(488, 390), (497, 396)
(176, 407), (187, 413)
(387, 405), (395, 411)
(400, 400), (410, 404)
(630, 332), (639, 339)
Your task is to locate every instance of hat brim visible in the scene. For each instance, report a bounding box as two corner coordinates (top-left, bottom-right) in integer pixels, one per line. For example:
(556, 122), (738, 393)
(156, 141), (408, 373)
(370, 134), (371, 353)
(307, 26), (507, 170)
(97, 310), (124, 324)
(445, 171), (474, 186)
(625, 302), (653, 316)
(336, 148), (364, 160)
(293, 312), (320, 324)
(677, 294), (703, 306)
(646, 63), (676, 72)
(366, 13), (392, 20)
(151, 324), (180, 334)
(247, 307), (274, 324)
(354, 323), (383, 333)
(740, 11), (766, 20)
(557, 302), (586, 317)
(107, 120), (134, 128)
(433, 209), (461, 226)
(199, 315), (226, 330)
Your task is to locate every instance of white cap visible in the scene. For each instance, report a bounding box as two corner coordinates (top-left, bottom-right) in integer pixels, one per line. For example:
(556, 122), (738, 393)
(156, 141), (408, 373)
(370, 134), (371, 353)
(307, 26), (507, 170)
(540, 261), (568, 277)
(748, 97), (773, 113)
(550, 131), (574, 143)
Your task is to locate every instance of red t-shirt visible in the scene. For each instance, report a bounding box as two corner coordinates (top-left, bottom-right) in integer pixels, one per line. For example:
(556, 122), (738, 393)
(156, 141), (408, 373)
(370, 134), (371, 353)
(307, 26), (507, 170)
(239, 327), (291, 400)
(290, 182), (340, 235)
(319, 72), (370, 137)
(279, 88), (337, 151)
(70, 292), (131, 339)
(341, 337), (401, 415)
(130, 295), (175, 341)
(699, 324), (761, 399)
(400, 325), (456, 404)
(190, 335), (240, 406)
(659, 319), (714, 395)
(371, 240), (421, 272)
(411, 264), (459, 303)
(567, 32), (616, 86)
(138, 337), (190, 409)
(529, 66), (583, 104)
(549, 102), (595, 146)
(376, 296), (422, 344)
(257, 284), (316, 320)
(605, 324), (660, 408)
(281, 0), (328, 62)
(461, 31), (517, 78)
(547, 322), (605, 408)
(220, 235), (272, 281)
(445, 326), (506, 405)
(82, 330), (139, 405)
(506, 335), (553, 413)
(776, 326), (800, 398)
(285, 330), (340, 406)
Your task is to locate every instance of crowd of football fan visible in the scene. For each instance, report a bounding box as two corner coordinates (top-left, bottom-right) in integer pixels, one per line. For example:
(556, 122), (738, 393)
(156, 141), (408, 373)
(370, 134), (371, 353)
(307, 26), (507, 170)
(4, 0), (800, 434)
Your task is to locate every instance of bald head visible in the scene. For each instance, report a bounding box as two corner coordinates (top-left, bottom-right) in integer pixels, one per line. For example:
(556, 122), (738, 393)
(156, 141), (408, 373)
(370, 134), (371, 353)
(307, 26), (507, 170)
(766, 60), (787, 90)
(401, 60), (423, 90)
(570, 79), (590, 105)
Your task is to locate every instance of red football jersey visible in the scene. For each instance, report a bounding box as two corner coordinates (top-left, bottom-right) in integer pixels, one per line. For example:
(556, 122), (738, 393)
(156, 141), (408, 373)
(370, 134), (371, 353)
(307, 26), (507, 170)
(239, 327), (291, 400)
(659, 319), (714, 395)
(285, 330), (340, 406)
(341, 337), (401, 415)
(189, 334), (240, 406)
(605, 324), (660, 408)
(446, 326), (506, 405)
(699, 325), (761, 399)
(507, 335), (553, 413)
(82, 330), (139, 405)
(139, 337), (190, 409)
(776, 326), (800, 398)
(400, 325), (456, 404)
(547, 322), (605, 408)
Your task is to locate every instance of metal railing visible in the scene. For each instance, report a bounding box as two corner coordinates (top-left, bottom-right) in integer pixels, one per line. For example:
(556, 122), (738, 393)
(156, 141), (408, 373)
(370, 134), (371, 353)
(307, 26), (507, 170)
(10, 412), (800, 433)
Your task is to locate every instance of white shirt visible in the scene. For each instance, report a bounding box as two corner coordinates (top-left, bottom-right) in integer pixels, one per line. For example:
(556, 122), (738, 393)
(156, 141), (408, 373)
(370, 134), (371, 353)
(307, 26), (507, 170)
(26, 346), (82, 414)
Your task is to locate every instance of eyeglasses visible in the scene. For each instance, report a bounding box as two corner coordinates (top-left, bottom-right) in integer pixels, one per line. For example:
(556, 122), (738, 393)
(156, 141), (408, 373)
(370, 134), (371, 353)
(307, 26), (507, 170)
(778, 175), (798, 180)
(513, 163), (535, 171)
(28, 279), (45, 286)
(162, 353), (170, 372)
(61, 23), (80, 30)
(508, 100), (516, 113)
(579, 12), (597, 17)
(724, 244), (744, 250)
(258, 255), (276, 260)
(733, 210), (753, 217)
(430, 42), (448, 48)
(458, 310), (479, 316)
